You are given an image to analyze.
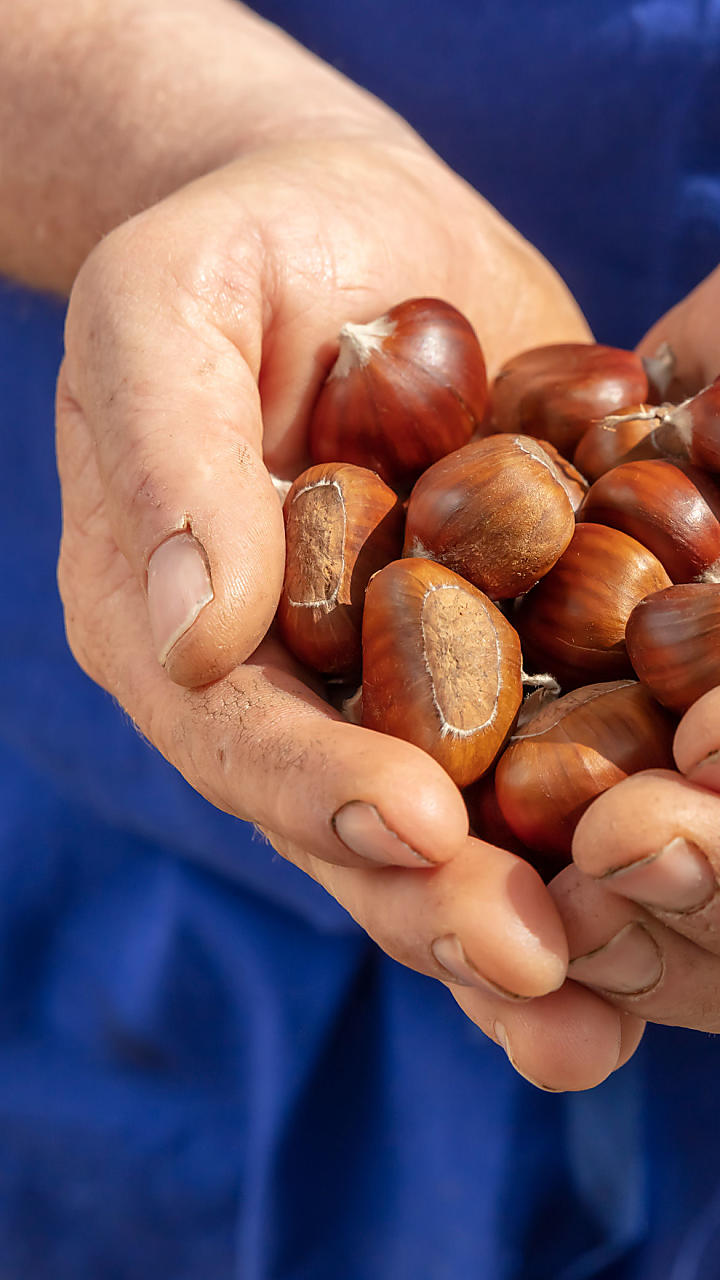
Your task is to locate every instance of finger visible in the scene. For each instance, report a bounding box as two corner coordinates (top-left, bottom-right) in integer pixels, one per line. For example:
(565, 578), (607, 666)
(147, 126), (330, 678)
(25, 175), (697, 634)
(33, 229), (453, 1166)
(269, 831), (568, 999)
(57, 396), (476, 877)
(673, 687), (720, 788)
(62, 196), (285, 689)
(636, 263), (720, 396)
(571, 770), (720, 953)
(552, 863), (720, 1033)
(452, 978), (633, 1092)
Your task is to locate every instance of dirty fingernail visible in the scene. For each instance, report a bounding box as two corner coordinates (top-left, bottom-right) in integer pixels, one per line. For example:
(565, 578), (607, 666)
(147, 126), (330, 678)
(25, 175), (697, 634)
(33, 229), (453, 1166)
(431, 935), (529, 1000)
(332, 801), (434, 867)
(603, 836), (715, 913)
(569, 922), (663, 995)
(147, 531), (214, 666)
(493, 1021), (563, 1092)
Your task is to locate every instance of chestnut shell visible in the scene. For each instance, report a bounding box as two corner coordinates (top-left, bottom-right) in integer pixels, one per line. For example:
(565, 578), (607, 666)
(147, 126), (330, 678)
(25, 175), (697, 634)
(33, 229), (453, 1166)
(626, 582), (720, 712)
(362, 558), (523, 787)
(309, 298), (488, 487)
(495, 680), (676, 857)
(491, 343), (648, 455)
(403, 434), (575, 598)
(516, 523), (672, 688)
(278, 462), (403, 675)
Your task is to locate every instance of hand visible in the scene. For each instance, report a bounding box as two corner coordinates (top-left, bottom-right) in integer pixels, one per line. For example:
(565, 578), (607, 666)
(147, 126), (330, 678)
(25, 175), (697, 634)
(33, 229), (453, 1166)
(544, 269), (720, 1089)
(57, 133), (591, 1058)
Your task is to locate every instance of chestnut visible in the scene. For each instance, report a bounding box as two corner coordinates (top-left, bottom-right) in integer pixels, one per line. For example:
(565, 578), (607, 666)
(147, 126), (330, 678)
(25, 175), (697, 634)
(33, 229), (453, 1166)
(278, 462), (403, 676)
(516, 523), (672, 688)
(626, 582), (720, 713)
(495, 681), (676, 858)
(403, 434), (575, 598)
(491, 343), (648, 455)
(606, 378), (720, 473)
(573, 404), (656, 481)
(361, 558), (523, 787)
(578, 459), (720, 584)
(308, 297), (488, 487)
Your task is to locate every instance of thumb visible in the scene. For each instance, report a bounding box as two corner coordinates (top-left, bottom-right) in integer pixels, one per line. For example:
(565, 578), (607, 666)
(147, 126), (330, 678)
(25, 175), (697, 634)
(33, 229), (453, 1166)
(61, 212), (285, 688)
(637, 264), (720, 397)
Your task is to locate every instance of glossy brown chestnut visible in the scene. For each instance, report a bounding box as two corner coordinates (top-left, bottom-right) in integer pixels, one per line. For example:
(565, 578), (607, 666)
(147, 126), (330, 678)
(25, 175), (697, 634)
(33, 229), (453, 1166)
(516, 523), (672, 688)
(495, 681), (676, 857)
(573, 404), (656, 481)
(362, 558), (523, 787)
(656, 377), (720, 471)
(578, 459), (720, 583)
(403, 434), (575, 598)
(491, 343), (648, 455)
(308, 298), (488, 487)
(278, 462), (403, 676)
(626, 582), (720, 712)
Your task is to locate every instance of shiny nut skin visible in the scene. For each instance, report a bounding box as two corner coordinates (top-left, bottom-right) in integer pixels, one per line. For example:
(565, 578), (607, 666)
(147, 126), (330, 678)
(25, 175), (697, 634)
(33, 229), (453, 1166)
(516, 523), (672, 688)
(403, 434), (575, 599)
(362, 558), (523, 788)
(495, 681), (676, 857)
(626, 583), (720, 712)
(578, 458), (720, 583)
(491, 342), (648, 455)
(309, 297), (488, 487)
(573, 404), (656, 481)
(534, 439), (589, 511)
(278, 462), (403, 676)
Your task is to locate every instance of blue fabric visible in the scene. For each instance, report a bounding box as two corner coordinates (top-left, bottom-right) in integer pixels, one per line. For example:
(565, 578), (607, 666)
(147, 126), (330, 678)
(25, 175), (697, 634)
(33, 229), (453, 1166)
(2, 2), (720, 1276)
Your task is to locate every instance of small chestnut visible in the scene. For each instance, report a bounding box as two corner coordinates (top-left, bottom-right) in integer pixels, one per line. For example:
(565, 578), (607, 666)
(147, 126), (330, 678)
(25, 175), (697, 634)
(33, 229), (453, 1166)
(572, 404), (656, 481)
(495, 680), (676, 858)
(491, 343), (648, 455)
(403, 434), (575, 598)
(361, 558), (523, 787)
(278, 462), (403, 676)
(516, 522), (672, 687)
(309, 297), (488, 487)
(578, 458), (720, 584)
(626, 582), (720, 712)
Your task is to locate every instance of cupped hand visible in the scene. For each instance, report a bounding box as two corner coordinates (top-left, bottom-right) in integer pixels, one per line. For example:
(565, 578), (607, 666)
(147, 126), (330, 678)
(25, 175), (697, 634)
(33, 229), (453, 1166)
(57, 133), (593, 1070)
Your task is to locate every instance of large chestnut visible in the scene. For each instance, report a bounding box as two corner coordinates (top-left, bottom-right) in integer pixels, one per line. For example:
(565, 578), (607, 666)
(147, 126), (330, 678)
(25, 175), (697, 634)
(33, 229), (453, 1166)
(578, 459), (720, 583)
(491, 343), (648, 455)
(361, 558), (523, 787)
(403, 434), (575, 598)
(495, 681), (676, 858)
(626, 582), (720, 712)
(278, 462), (403, 676)
(516, 523), (672, 687)
(308, 298), (488, 487)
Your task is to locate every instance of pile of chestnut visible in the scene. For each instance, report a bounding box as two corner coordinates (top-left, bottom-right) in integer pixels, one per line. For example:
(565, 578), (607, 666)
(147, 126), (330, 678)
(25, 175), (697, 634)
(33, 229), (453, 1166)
(276, 297), (720, 871)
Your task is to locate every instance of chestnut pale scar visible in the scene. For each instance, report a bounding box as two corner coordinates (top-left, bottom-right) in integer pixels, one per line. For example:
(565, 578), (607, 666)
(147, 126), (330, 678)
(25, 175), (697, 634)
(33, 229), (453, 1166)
(421, 584), (501, 736)
(285, 479), (347, 608)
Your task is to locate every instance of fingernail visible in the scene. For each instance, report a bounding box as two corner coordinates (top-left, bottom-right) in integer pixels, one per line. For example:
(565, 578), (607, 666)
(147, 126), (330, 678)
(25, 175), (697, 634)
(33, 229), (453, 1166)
(494, 1021), (563, 1091)
(569, 922), (663, 995)
(602, 836), (716, 913)
(689, 749), (720, 780)
(431, 935), (530, 1000)
(147, 531), (214, 666)
(332, 801), (434, 867)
